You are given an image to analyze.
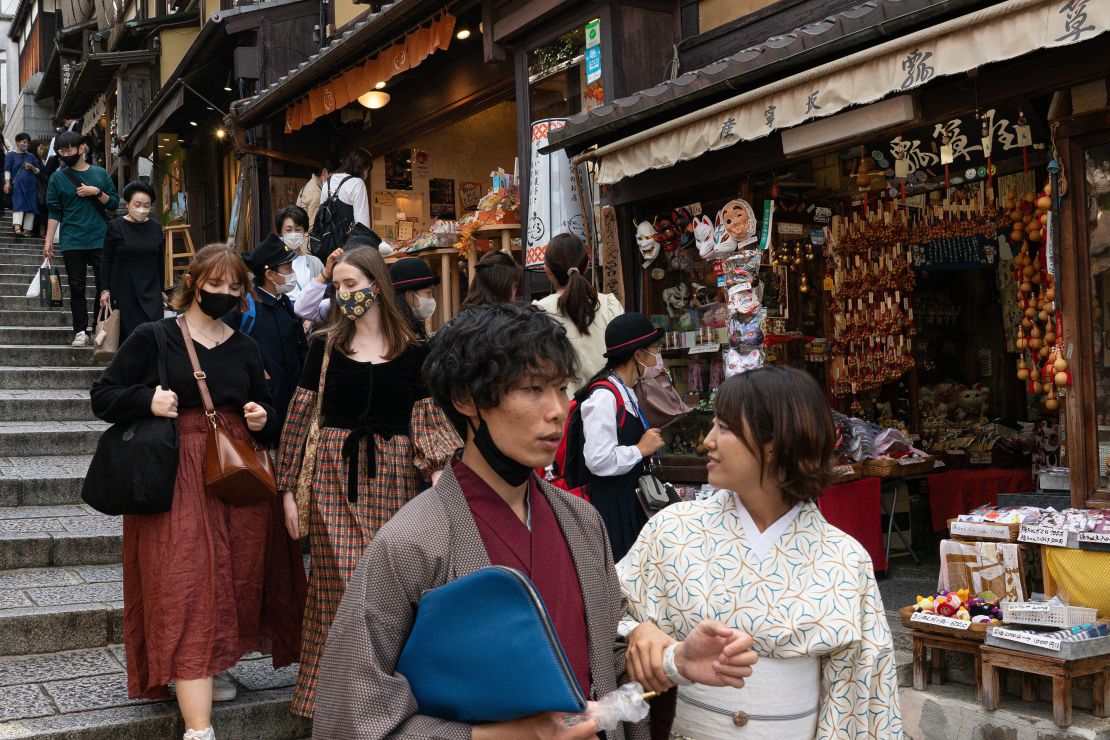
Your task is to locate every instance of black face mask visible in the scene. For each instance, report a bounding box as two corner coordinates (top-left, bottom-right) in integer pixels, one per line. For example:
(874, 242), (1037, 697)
(197, 289), (240, 319)
(59, 153), (81, 167)
(470, 414), (533, 487)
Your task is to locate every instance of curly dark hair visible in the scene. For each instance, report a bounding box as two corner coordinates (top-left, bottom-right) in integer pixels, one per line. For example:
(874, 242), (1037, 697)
(424, 304), (579, 439)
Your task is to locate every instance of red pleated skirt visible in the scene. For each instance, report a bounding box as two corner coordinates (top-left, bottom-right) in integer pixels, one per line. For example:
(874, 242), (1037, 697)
(122, 407), (307, 700)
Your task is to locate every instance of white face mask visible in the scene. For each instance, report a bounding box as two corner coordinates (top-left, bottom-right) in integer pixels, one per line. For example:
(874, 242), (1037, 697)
(414, 295), (437, 321)
(272, 271), (296, 295)
(128, 206), (151, 223)
(282, 232), (305, 251)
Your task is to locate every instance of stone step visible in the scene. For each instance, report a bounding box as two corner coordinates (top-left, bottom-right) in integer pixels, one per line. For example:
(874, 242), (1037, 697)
(0, 366), (102, 389)
(1, 345), (100, 367)
(0, 647), (309, 739)
(0, 506), (118, 570)
(0, 571), (122, 656)
(0, 390), (95, 422)
(0, 455), (92, 507)
(0, 310), (76, 328)
(0, 326), (79, 345)
(0, 262), (98, 276)
(0, 282), (71, 298)
(0, 421), (108, 456)
(0, 296), (96, 311)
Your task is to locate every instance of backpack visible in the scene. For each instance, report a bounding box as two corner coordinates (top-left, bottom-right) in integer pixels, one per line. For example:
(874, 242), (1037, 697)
(549, 379), (626, 494)
(309, 175), (381, 261)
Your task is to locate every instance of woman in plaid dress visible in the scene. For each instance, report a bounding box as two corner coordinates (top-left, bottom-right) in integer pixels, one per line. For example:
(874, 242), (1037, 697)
(276, 246), (458, 718)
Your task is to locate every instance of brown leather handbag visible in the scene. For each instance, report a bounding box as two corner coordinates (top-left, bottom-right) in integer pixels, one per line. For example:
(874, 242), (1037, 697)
(178, 315), (276, 506)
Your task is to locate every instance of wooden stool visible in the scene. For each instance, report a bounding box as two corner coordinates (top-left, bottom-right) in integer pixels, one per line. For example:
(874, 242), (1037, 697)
(981, 644), (1110, 728)
(911, 630), (984, 701)
(164, 224), (196, 287)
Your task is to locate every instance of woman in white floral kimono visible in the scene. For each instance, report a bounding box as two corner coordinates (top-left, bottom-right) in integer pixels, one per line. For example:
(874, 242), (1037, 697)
(618, 366), (901, 739)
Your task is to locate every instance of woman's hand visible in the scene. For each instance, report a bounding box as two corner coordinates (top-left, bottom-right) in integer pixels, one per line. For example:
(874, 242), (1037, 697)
(3, 182), (9, 194)
(243, 402), (267, 431)
(282, 492), (300, 540)
(636, 428), (665, 458)
(472, 711), (599, 740)
(99, 291), (111, 309)
(675, 620), (758, 688)
(151, 385), (179, 418)
(626, 621), (676, 693)
(320, 248), (344, 282)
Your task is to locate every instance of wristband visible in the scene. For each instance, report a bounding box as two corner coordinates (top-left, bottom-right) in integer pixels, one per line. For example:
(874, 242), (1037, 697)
(663, 643), (693, 686)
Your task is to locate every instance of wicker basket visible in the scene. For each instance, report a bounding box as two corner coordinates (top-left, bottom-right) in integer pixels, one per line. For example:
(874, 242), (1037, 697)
(899, 605), (992, 641)
(863, 456), (935, 478)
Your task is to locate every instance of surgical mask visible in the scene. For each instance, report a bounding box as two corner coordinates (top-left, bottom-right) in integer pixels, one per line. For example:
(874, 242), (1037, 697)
(414, 295), (436, 321)
(272, 271), (296, 295)
(282, 232), (305, 252)
(197, 289), (240, 319)
(128, 206), (151, 223)
(59, 153), (80, 167)
(336, 288), (377, 320)
(470, 413), (533, 486)
(637, 351), (663, 371)
(16, 142), (28, 151)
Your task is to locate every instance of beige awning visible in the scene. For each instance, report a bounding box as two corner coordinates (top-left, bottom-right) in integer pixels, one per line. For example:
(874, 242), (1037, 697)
(590, 0), (1110, 184)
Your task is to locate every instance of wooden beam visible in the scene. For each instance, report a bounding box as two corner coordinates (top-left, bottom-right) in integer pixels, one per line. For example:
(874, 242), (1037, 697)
(493, 0), (562, 42)
(482, 0), (506, 63)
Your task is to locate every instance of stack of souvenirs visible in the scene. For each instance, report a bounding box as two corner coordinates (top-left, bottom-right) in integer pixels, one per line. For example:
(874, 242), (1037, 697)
(832, 411), (931, 468)
(723, 247), (766, 378)
(827, 205), (916, 404)
(912, 589), (1004, 625)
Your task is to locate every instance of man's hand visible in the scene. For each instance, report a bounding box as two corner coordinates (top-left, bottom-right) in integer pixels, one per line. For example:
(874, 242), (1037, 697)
(472, 711), (599, 740)
(626, 621), (676, 693)
(76, 184), (100, 198)
(675, 620), (758, 688)
(43, 242), (54, 259)
(3, 183), (9, 194)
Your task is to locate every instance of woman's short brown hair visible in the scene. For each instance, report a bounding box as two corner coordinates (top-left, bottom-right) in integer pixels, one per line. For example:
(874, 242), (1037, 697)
(171, 243), (252, 313)
(714, 365), (836, 504)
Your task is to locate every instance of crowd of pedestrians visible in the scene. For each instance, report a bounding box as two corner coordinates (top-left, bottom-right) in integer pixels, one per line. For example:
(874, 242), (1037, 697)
(53, 130), (901, 739)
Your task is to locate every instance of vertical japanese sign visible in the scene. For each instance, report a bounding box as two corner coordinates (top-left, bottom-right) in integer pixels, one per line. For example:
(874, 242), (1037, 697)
(584, 18), (601, 85)
(526, 119), (588, 269)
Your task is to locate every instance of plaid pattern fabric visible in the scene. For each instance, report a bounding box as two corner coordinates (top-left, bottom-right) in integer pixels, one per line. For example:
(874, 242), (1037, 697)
(411, 398), (462, 477)
(311, 465), (650, 740)
(275, 386), (316, 494)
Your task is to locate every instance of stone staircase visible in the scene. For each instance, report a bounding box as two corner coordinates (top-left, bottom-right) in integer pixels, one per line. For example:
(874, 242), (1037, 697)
(0, 235), (309, 739)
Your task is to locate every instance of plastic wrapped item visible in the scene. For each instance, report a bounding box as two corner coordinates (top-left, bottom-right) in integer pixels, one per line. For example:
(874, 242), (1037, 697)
(832, 411), (855, 464)
(589, 683), (652, 731)
(727, 286), (761, 315)
(724, 347), (764, 377)
(728, 310), (766, 349)
(874, 427), (914, 458)
(722, 250), (762, 290)
(847, 418), (879, 463)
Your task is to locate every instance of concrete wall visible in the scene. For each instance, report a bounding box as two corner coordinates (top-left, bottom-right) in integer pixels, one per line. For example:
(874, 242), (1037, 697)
(3, 73), (53, 143)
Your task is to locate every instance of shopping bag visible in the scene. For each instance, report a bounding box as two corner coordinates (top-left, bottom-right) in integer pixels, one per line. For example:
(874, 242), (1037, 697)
(26, 259), (47, 298)
(38, 261), (52, 307)
(49, 268), (63, 307)
(93, 306), (121, 363)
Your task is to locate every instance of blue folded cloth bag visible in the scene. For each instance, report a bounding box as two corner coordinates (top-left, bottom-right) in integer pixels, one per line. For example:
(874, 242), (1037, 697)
(396, 565), (587, 723)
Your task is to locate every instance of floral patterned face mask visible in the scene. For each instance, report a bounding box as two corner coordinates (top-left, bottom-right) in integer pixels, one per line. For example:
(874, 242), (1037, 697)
(336, 288), (377, 320)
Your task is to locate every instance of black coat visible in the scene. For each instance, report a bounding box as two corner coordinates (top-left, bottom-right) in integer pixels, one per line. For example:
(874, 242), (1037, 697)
(224, 289), (308, 431)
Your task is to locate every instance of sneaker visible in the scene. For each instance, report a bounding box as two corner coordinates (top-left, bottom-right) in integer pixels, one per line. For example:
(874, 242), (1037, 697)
(71, 331), (89, 347)
(183, 728), (215, 740)
(212, 671), (237, 702)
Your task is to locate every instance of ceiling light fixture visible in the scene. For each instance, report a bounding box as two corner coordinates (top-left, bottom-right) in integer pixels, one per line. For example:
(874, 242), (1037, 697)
(358, 90), (390, 109)
(215, 128), (227, 140)
(456, 25), (471, 40)
(189, 121), (198, 127)
(374, 80), (386, 90)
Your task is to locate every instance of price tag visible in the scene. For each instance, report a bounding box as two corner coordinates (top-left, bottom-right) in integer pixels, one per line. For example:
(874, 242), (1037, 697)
(897, 456), (925, 466)
(969, 452), (993, 465)
(992, 627), (1061, 651)
(688, 343), (720, 355)
(1019, 525), (1069, 547)
(1012, 603), (1053, 612)
(1078, 532), (1110, 545)
(950, 521), (1011, 540)
(911, 611), (971, 630)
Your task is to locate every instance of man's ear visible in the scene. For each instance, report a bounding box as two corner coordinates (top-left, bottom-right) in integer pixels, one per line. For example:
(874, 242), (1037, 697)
(452, 393), (478, 427)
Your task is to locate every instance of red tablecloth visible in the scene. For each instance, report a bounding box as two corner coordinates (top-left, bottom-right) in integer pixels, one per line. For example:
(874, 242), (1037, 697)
(926, 467), (1035, 532)
(820, 477), (886, 573)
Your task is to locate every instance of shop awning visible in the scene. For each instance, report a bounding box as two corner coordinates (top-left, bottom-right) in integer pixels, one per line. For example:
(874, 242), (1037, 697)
(577, 0), (1110, 185)
(57, 50), (157, 119)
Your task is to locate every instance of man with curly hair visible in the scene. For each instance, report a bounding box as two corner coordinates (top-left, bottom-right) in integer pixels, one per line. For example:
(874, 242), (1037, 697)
(312, 304), (756, 739)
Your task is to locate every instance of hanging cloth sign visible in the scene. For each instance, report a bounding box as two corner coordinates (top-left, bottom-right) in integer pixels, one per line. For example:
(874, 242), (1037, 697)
(526, 119), (590, 268)
(758, 200), (775, 250)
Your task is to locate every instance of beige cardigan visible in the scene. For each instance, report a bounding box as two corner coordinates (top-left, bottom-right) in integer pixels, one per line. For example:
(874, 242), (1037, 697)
(534, 291), (623, 396)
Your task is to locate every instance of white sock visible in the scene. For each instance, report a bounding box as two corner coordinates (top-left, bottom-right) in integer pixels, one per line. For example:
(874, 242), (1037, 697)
(183, 727), (215, 740)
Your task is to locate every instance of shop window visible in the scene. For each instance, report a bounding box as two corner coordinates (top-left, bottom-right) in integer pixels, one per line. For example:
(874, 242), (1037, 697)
(1084, 143), (1110, 490)
(528, 25), (603, 121)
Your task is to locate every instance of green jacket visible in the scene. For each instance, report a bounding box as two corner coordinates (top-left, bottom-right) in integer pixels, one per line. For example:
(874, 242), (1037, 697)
(46, 166), (121, 251)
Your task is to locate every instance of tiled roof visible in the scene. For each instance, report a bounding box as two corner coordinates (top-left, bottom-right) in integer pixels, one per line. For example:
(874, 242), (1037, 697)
(548, 0), (978, 153)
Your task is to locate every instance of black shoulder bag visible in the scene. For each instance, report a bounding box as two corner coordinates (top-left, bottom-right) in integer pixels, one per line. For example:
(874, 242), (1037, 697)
(61, 168), (112, 223)
(82, 321), (180, 515)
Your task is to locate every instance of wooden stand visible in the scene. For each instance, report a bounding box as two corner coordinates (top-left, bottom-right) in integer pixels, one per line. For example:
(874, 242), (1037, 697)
(911, 631), (984, 701)
(164, 224), (196, 287)
(981, 644), (1110, 728)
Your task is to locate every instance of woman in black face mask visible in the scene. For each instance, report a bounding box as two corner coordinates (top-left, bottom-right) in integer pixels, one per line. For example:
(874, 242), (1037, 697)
(90, 245), (306, 740)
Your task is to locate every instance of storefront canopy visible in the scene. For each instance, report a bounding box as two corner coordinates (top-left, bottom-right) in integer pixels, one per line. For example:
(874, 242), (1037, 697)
(575, 0), (1110, 185)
